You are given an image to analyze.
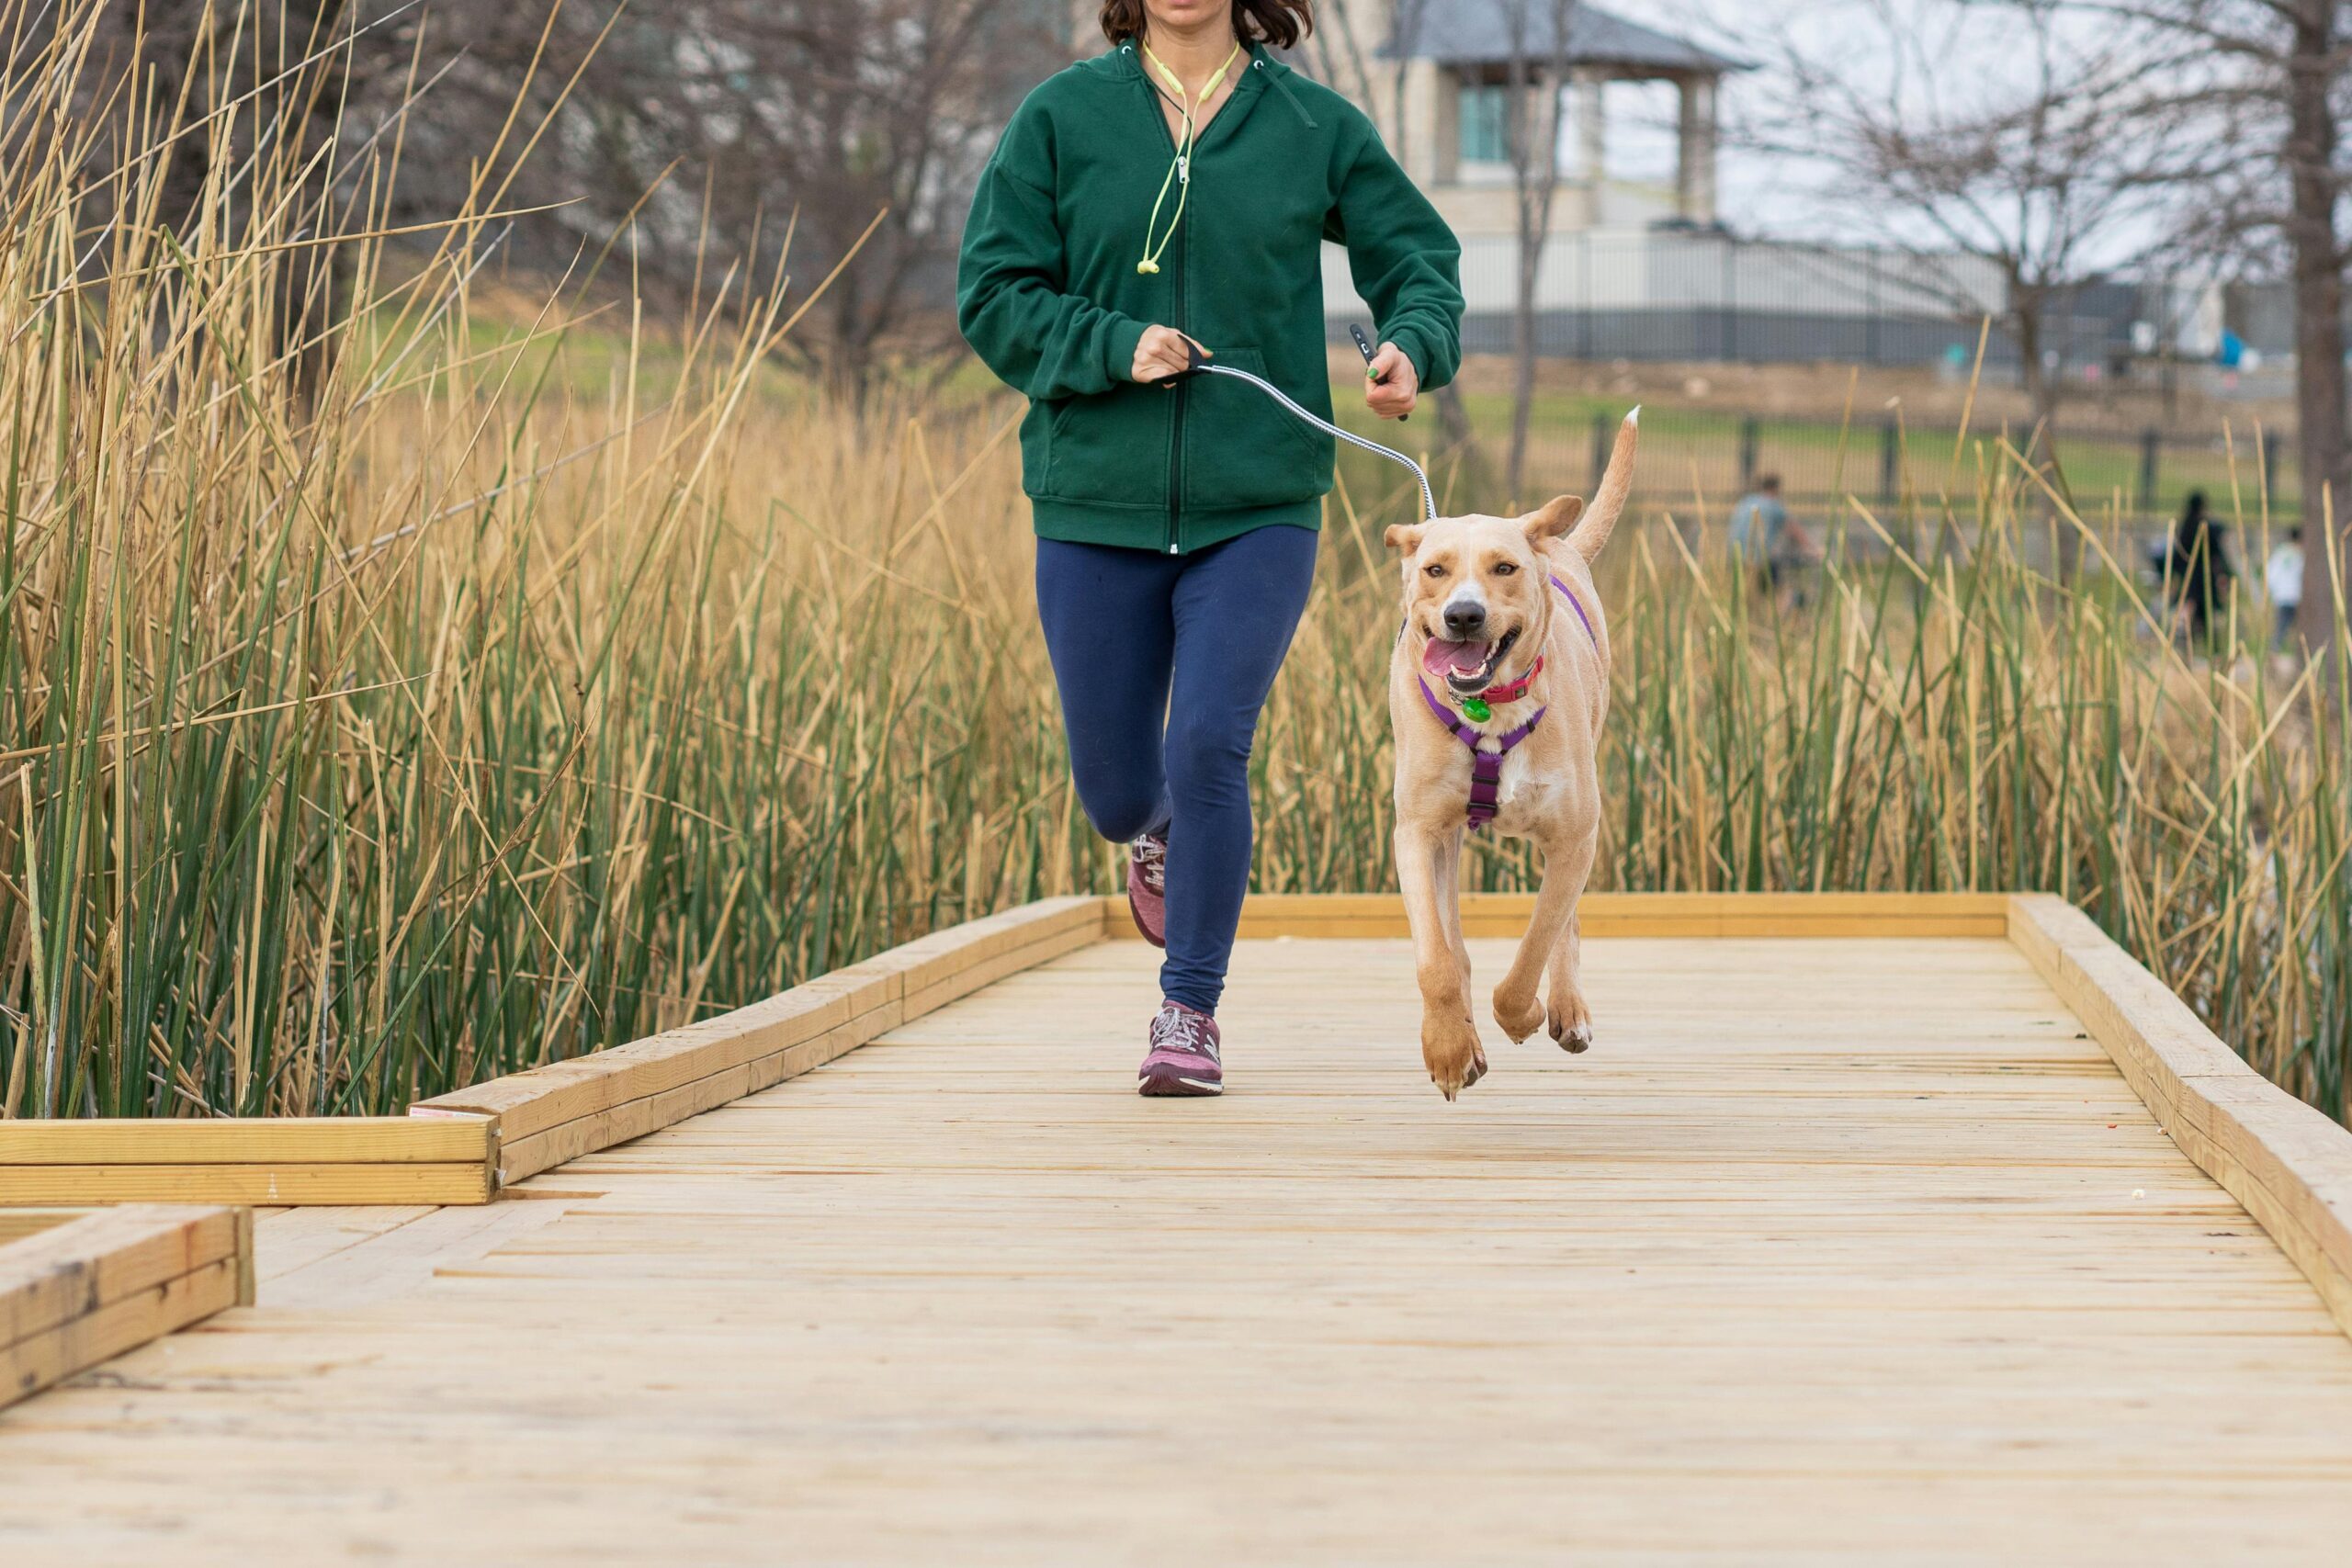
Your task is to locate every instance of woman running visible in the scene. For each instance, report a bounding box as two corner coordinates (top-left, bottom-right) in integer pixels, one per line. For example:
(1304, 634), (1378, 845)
(957, 0), (1464, 1095)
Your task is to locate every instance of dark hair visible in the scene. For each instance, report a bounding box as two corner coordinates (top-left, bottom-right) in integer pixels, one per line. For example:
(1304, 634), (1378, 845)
(1755, 473), (1781, 492)
(2181, 490), (2209, 525)
(1099, 1), (1315, 51)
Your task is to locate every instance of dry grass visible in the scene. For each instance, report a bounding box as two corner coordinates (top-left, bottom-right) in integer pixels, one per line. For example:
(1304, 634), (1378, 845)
(1, 1), (2345, 1121)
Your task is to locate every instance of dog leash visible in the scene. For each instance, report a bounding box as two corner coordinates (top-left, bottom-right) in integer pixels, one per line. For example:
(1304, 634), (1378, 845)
(1166, 334), (1436, 524)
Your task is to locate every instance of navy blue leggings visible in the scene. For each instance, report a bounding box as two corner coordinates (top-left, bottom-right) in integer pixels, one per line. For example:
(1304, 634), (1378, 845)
(1035, 525), (1319, 1015)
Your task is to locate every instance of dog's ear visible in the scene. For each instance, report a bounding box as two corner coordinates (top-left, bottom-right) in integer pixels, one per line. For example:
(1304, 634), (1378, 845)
(1523, 496), (1585, 542)
(1383, 523), (1426, 555)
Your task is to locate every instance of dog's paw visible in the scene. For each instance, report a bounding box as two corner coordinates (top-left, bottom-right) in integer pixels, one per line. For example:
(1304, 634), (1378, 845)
(1547, 993), (1594, 1054)
(1493, 987), (1545, 1044)
(1423, 1018), (1487, 1100)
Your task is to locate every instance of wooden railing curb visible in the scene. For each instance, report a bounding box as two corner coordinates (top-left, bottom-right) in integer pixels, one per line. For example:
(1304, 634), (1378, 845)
(2007, 892), (2352, 1337)
(1, 1204), (253, 1411)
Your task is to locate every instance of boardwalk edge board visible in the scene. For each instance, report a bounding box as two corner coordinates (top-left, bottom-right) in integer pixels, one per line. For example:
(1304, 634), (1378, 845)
(0, 1119), (496, 1208)
(2005, 893), (2352, 1337)
(8, 885), (2351, 1330)
(413, 896), (1105, 1185)
(0, 1204), (254, 1411)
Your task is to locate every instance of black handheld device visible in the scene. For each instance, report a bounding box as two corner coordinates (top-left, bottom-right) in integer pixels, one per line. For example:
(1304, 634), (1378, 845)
(1349, 323), (1407, 423)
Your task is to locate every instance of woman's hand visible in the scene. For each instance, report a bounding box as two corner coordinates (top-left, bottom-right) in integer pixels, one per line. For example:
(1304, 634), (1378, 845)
(1133, 325), (1209, 385)
(1364, 342), (1419, 420)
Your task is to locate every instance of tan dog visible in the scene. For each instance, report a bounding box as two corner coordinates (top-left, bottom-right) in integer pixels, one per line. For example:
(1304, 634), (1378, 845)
(1383, 411), (1639, 1099)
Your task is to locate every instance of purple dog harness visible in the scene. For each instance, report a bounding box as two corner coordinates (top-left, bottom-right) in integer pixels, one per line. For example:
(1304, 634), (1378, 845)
(1416, 575), (1599, 832)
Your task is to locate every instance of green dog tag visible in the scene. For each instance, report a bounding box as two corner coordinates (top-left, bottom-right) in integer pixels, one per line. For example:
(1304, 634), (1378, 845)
(1461, 695), (1492, 723)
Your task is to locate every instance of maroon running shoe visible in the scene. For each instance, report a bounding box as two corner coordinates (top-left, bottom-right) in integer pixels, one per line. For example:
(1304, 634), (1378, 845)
(1139, 1001), (1223, 1098)
(1127, 832), (1168, 948)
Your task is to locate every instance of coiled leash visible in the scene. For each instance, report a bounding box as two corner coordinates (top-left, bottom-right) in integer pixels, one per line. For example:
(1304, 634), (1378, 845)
(1162, 333), (1437, 525)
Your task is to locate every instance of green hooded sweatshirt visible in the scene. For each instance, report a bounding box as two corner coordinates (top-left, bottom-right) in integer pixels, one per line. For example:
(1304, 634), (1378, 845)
(956, 39), (1464, 556)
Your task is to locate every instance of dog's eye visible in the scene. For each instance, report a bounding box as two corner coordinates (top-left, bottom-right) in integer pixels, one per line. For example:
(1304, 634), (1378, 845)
(1492, 562), (1519, 576)
(1423, 562), (1446, 578)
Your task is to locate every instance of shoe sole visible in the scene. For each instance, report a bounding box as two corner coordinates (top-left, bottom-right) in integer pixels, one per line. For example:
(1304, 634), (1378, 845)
(1127, 892), (1167, 950)
(1137, 1071), (1221, 1098)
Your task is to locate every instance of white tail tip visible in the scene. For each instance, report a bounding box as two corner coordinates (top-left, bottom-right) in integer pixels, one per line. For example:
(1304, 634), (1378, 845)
(1624, 405), (1642, 427)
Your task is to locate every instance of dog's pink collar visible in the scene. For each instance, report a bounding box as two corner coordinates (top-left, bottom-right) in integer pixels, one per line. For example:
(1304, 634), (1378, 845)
(1415, 573), (1598, 834)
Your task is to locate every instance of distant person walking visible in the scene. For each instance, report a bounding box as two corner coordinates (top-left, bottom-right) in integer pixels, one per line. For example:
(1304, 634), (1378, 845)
(2165, 491), (2235, 645)
(1728, 475), (1815, 607)
(2267, 525), (2304, 650)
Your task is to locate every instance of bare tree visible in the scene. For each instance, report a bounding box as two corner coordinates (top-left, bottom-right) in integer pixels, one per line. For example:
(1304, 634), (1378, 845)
(1347, 0), (1476, 457)
(1498, 0), (1577, 504)
(1301, 0), (1379, 106)
(1748, 1), (2183, 441)
(558, 0), (1055, 396)
(281, 1), (1052, 397)
(24, 0), (370, 404)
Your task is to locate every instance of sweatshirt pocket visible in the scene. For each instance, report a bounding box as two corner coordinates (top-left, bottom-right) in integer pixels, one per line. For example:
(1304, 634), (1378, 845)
(1180, 347), (1331, 511)
(1042, 380), (1173, 508)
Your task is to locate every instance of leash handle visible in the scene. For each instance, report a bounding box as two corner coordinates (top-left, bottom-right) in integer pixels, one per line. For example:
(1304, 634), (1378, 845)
(1152, 333), (1212, 389)
(1350, 322), (1407, 423)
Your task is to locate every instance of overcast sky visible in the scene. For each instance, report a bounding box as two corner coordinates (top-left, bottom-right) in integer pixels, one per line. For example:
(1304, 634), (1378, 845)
(1600, 0), (2168, 265)
(1605, 0), (1890, 237)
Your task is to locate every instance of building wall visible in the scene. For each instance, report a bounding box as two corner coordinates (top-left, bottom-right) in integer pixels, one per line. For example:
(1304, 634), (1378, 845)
(1323, 229), (2016, 368)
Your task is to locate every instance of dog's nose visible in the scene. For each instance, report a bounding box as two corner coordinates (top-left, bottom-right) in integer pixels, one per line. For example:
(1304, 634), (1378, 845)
(1442, 599), (1487, 639)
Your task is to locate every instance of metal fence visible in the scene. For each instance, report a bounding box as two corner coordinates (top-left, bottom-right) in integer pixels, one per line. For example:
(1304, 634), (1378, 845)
(1324, 231), (2267, 379)
(1333, 400), (2299, 532)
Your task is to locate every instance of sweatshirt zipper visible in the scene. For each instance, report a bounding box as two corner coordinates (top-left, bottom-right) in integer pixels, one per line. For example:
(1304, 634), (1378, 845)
(1170, 197), (1187, 555)
(1147, 76), (1186, 555)
(1146, 51), (1272, 555)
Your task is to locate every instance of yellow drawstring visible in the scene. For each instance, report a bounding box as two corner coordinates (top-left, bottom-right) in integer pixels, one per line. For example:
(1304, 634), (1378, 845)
(1136, 39), (1241, 276)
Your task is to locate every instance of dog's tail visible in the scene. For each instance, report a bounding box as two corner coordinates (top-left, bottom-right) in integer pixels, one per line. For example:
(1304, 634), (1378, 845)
(1566, 407), (1640, 563)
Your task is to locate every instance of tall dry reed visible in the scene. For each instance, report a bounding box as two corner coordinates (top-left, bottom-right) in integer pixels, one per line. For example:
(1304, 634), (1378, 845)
(2, 2), (2344, 1121)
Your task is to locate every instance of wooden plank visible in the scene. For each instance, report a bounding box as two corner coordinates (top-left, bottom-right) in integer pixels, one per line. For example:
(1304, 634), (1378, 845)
(887, 897), (1103, 997)
(14, 931), (2352, 1558)
(1, 1204), (251, 1411)
(0, 1116), (493, 1167)
(899, 919), (1105, 1019)
(413, 897), (1107, 1180)
(11, 932), (2352, 1561)
(232, 1205), (255, 1308)
(0, 1164), (492, 1207)
(265, 1203), (575, 1311)
(252, 1208), (438, 1284)
(404, 982), (884, 1142)
(0, 1212), (79, 1246)
(409, 985), (858, 1143)
(1, 1256), (241, 1408)
(1205, 914), (2011, 940)
(1215, 891), (2015, 920)
(495, 1012), (889, 1182)
(1100, 892), (2015, 942)
(2007, 892), (2352, 1337)
(0, 1207), (242, 1351)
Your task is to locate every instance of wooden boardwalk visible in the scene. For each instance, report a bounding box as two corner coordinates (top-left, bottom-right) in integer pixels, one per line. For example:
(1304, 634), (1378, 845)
(6, 933), (2352, 1562)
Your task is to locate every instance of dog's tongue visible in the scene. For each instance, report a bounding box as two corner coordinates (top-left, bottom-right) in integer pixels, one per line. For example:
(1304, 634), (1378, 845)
(1421, 637), (1490, 680)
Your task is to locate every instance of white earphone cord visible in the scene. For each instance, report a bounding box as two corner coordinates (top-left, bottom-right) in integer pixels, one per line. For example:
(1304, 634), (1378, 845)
(1197, 362), (1437, 524)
